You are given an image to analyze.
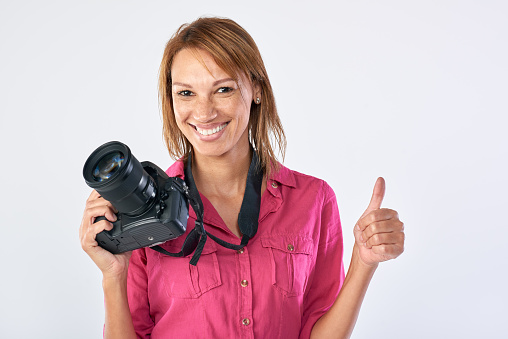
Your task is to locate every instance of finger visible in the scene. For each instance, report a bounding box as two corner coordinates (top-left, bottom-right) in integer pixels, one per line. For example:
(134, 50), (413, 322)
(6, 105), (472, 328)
(84, 205), (118, 224)
(87, 190), (102, 201)
(86, 194), (118, 213)
(360, 219), (404, 241)
(81, 219), (114, 250)
(371, 243), (404, 258)
(357, 208), (398, 231)
(86, 197), (118, 214)
(360, 177), (386, 219)
(90, 219), (114, 236)
(80, 211), (115, 240)
(364, 232), (405, 249)
(80, 195), (117, 247)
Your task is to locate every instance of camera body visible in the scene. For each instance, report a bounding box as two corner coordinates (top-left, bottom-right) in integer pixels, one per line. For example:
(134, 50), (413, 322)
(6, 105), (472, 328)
(96, 162), (189, 253)
(83, 142), (190, 254)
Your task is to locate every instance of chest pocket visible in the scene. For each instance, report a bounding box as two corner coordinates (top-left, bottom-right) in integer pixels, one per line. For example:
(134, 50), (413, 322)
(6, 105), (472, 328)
(156, 240), (222, 299)
(261, 234), (314, 297)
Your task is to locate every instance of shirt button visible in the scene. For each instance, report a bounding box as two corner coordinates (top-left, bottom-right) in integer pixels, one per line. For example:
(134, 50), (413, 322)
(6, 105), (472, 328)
(237, 248), (244, 254)
(241, 279), (248, 287)
(287, 244), (294, 251)
(271, 182), (278, 188)
(242, 318), (251, 326)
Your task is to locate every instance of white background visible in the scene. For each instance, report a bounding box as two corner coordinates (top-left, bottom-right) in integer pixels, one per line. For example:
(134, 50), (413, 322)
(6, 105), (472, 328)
(1, 0), (506, 338)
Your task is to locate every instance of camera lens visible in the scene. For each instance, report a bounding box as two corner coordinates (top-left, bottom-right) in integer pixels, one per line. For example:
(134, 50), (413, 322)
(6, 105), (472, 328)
(92, 151), (125, 182)
(83, 141), (156, 216)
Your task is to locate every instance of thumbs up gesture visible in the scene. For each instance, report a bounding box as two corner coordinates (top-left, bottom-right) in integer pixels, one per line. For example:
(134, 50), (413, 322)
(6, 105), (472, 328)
(353, 178), (405, 266)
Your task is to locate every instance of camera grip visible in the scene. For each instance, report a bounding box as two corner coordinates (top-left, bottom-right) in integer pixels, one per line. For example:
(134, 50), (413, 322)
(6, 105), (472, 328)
(94, 215), (112, 223)
(93, 216), (125, 254)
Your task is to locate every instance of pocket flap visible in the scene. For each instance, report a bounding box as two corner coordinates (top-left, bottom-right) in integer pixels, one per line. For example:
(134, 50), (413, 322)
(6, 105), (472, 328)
(192, 239), (218, 255)
(261, 235), (313, 255)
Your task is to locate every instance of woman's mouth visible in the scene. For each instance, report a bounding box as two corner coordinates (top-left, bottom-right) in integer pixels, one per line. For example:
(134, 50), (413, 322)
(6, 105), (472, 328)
(194, 122), (229, 136)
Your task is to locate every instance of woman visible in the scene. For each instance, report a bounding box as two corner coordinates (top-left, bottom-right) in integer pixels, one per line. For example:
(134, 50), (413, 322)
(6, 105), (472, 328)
(80, 17), (405, 339)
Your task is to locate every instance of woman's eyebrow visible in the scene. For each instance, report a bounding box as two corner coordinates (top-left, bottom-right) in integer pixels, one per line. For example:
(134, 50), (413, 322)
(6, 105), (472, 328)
(212, 78), (235, 86)
(172, 82), (192, 87)
(172, 78), (235, 88)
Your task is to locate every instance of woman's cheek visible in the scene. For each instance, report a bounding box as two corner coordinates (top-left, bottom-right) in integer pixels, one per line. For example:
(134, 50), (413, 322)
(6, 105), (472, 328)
(173, 103), (191, 122)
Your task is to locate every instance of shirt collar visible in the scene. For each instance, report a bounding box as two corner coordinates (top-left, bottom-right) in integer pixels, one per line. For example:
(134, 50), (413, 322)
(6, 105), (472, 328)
(165, 159), (296, 202)
(165, 159), (185, 179)
(269, 162), (296, 188)
(166, 160), (296, 187)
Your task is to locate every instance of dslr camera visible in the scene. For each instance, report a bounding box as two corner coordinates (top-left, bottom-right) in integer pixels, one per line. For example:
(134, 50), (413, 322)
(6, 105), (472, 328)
(83, 141), (190, 254)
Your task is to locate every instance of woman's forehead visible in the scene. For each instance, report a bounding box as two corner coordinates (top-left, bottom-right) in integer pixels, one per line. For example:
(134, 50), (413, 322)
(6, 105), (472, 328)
(171, 48), (248, 86)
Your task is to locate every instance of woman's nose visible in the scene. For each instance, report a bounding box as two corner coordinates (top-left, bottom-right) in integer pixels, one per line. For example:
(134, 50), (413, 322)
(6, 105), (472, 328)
(193, 97), (217, 122)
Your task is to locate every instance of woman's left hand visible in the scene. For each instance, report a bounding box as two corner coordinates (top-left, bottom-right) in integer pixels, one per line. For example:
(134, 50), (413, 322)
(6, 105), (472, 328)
(353, 177), (405, 267)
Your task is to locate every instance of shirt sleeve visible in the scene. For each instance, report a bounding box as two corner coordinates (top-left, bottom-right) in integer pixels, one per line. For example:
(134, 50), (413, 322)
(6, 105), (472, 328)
(127, 248), (154, 338)
(299, 181), (345, 339)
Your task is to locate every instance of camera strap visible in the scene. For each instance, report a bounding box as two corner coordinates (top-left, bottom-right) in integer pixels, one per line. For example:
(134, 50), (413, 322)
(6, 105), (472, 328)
(150, 151), (263, 265)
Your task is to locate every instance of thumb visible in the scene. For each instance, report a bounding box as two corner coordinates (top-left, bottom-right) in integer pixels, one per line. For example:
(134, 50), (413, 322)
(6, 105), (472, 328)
(360, 177), (386, 218)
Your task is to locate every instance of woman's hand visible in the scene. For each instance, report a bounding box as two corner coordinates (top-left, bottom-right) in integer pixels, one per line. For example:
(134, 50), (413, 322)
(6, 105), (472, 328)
(79, 190), (132, 279)
(310, 177), (403, 338)
(353, 177), (405, 267)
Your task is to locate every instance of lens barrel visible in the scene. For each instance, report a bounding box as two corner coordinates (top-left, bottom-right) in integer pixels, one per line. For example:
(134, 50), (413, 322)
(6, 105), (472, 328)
(83, 141), (156, 216)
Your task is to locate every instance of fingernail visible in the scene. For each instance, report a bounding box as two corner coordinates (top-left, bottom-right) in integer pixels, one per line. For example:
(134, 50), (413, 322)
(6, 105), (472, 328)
(355, 224), (360, 231)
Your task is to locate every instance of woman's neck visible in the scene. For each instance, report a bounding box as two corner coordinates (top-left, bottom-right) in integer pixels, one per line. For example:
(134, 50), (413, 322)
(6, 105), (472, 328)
(191, 147), (253, 198)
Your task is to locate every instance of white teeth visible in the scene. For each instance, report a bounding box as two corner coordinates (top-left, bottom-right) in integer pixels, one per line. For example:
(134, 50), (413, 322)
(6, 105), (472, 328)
(196, 123), (227, 136)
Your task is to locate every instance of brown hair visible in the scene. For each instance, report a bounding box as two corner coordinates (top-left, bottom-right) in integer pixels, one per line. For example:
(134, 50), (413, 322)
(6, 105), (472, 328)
(158, 17), (286, 176)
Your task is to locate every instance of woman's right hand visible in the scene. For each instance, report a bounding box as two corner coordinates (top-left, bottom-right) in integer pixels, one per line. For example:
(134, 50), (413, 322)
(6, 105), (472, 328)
(80, 190), (132, 280)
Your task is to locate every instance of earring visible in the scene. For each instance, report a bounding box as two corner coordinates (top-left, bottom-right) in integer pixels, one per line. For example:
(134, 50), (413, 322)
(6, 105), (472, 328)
(256, 97), (260, 104)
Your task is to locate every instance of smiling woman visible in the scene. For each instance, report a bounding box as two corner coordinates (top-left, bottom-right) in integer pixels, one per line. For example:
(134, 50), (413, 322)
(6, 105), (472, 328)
(170, 48), (258, 160)
(79, 16), (405, 339)
(158, 18), (286, 177)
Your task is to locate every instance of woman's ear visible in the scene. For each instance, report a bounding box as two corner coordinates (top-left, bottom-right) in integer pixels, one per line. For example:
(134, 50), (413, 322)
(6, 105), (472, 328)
(253, 81), (262, 104)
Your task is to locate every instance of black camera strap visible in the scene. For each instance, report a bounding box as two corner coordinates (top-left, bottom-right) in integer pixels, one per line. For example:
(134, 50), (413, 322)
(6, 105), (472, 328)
(151, 151), (263, 265)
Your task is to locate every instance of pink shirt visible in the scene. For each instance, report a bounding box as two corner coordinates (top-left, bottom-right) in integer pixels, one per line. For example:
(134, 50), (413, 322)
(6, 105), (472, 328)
(127, 161), (345, 338)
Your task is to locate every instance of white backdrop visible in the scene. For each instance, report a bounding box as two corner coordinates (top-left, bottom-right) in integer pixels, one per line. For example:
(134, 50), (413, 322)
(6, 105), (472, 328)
(1, 1), (506, 338)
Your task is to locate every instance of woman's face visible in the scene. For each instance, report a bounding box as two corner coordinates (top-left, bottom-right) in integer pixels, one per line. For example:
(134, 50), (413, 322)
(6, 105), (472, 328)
(171, 48), (259, 159)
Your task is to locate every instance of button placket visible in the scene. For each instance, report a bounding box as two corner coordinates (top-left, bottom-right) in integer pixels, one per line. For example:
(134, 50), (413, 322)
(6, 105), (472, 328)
(237, 246), (253, 337)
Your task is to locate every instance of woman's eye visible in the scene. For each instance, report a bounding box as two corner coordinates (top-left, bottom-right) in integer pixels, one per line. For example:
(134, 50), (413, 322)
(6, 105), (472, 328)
(217, 87), (233, 94)
(177, 90), (193, 96)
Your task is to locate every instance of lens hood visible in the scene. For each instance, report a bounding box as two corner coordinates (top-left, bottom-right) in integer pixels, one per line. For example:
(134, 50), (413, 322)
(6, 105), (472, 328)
(83, 141), (156, 215)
